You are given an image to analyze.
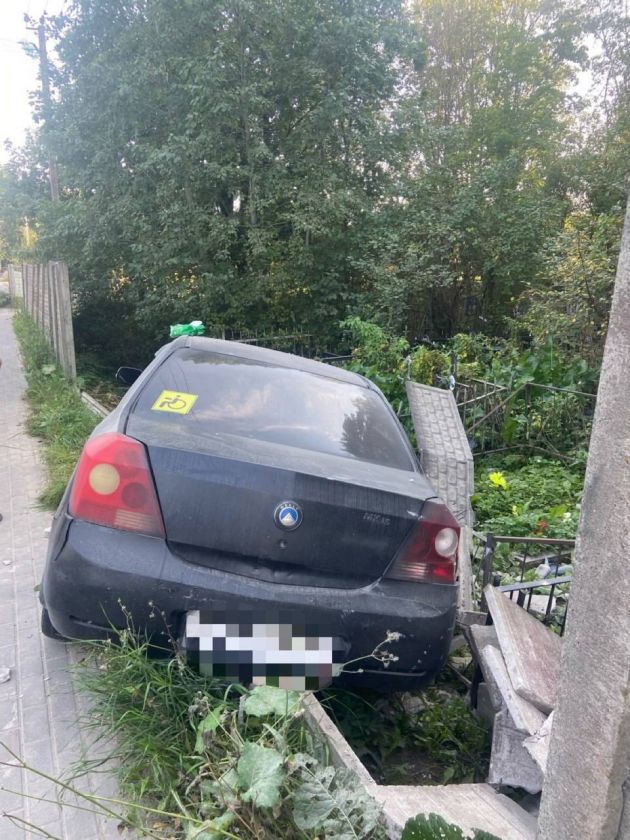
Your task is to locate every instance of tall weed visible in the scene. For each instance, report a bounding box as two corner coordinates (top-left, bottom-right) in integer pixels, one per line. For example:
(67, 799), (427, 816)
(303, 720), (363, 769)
(73, 632), (385, 839)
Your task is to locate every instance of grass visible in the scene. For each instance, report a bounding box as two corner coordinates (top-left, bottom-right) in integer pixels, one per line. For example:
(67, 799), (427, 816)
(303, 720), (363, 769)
(68, 630), (385, 839)
(13, 308), (99, 508)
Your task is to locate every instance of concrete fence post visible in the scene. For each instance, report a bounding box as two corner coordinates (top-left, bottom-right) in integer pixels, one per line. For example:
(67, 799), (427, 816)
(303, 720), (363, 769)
(52, 261), (76, 380)
(49, 264), (60, 361)
(537, 201), (630, 839)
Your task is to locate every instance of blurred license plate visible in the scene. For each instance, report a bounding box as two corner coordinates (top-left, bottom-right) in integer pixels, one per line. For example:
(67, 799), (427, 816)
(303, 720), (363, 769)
(183, 609), (337, 690)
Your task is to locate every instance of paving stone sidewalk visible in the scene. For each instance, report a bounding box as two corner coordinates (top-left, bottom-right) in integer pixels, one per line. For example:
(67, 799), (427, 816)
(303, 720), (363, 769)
(0, 291), (124, 839)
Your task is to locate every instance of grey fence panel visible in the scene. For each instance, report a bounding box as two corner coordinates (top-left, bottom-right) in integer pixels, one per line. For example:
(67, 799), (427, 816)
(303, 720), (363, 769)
(7, 265), (23, 299)
(15, 261), (77, 380)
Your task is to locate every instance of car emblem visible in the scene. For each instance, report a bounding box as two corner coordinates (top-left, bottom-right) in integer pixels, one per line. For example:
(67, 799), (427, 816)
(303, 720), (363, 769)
(274, 501), (302, 531)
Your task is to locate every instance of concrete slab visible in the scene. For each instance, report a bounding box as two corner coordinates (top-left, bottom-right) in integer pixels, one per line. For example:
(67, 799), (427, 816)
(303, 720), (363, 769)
(406, 382), (474, 528)
(373, 783), (537, 840)
(476, 682), (500, 727)
(468, 623), (500, 659)
(302, 693), (376, 790)
(468, 624), (504, 712)
(523, 712), (554, 774)
(537, 206), (630, 839)
(488, 709), (544, 795)
(406, 382), (475, 613)
(484, 585), (561, 714)
(528, 594), (556, 618)
(304, 693), (537, 839)
(480, 645), (546, 736)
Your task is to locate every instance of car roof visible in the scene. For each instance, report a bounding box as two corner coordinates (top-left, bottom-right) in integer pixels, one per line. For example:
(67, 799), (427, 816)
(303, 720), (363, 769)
(167, 335), (370, 389)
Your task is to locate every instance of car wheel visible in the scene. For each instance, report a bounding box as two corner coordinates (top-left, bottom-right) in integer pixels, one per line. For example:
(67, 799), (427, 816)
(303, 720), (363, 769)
(41, 608), (67, 641)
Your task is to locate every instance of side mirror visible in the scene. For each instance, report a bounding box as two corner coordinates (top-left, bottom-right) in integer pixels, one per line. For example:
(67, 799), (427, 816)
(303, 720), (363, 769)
(116, 366), (143, 387)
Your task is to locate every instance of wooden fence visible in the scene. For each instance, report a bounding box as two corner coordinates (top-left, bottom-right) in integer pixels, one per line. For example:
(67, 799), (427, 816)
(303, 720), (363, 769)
(7, 265), (23, 301)
(14, 261), (77, 379)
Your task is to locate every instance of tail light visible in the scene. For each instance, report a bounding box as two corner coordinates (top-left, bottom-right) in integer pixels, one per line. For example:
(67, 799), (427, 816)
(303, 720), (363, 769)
(69, 433), (165, 538)
(385, 500), (459, 584)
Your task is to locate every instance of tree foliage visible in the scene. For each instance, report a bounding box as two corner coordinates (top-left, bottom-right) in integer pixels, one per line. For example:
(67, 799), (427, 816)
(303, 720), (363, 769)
(0, 0), (627, 365)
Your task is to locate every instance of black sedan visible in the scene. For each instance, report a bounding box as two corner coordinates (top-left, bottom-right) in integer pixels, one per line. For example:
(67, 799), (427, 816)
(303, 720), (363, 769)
(41, 337), (460, 691)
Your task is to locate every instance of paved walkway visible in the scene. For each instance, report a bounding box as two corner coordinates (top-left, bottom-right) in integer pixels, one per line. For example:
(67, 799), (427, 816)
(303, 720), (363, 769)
(0, 291), (123, 839)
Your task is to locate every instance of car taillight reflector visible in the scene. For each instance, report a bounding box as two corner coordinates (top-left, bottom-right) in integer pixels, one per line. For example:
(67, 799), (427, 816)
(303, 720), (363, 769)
(386, 500), (460, 584)
(69, 433), (165, 538)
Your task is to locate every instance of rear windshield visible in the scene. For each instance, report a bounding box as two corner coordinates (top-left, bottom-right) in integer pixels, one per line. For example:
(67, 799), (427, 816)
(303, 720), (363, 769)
(130, 348), (415, 471)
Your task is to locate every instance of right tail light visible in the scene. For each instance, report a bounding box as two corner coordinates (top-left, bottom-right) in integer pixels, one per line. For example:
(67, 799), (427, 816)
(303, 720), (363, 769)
(385, 500), (460, 584)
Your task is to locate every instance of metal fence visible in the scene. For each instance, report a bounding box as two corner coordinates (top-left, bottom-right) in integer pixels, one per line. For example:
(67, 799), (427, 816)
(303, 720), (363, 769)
(14, 261), (77, 379)
(473, 532), (574, 635)
(453, 378), (596, 458)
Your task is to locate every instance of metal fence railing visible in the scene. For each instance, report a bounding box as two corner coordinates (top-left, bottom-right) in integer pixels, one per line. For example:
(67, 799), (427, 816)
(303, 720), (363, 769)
(473, 532), (574, 635)
(453, 378), (595, 458)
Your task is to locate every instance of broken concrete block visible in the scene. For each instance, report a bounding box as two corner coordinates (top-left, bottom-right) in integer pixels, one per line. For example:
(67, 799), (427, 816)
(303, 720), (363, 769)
(476, 682), (500, 727)
(488, 709), (544, 795)
(469, 625), (504, 712)
(480, 645), (547, 736)
(468, 623), (499, 656)
(523, 711), (554, 774)
(484, 584), (561, 714)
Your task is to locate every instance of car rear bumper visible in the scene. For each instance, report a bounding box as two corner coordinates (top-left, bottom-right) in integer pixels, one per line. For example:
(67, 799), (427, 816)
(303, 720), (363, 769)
(42, 520), (458, 688)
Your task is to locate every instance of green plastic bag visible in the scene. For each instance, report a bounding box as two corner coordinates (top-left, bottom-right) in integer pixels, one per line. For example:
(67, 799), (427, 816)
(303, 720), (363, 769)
(170, 320), (206, 338)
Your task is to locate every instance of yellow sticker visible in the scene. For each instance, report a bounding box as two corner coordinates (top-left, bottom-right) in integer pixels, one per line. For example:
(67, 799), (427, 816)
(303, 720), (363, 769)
(151, 390), (198, 415)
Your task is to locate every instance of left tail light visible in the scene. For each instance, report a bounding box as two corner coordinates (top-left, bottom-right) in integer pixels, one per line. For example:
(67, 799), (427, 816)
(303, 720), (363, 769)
(69, 433), (165, 538)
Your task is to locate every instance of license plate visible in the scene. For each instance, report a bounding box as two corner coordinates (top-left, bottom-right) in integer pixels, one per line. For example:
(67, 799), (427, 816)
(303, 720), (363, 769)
(183, 609), (338, 690)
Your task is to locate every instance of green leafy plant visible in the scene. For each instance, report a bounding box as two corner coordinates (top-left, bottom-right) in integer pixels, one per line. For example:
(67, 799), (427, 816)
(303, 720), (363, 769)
(472, 454), (583, 540)
(402, 813), (501, 840)
(323, 687), (490, 787)
(342, 317), (410, 410)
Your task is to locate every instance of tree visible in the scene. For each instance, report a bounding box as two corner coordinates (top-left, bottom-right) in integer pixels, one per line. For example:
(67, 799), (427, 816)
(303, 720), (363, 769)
(28, 0), (423, 358)
(358, 0), (587, 339)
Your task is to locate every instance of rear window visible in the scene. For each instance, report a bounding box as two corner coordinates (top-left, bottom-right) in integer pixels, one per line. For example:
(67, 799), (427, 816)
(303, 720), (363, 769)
(131, 348), (415, 471)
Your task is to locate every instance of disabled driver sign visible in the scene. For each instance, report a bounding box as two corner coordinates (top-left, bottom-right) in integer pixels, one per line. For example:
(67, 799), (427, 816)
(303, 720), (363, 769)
(151, 390), (198, 415)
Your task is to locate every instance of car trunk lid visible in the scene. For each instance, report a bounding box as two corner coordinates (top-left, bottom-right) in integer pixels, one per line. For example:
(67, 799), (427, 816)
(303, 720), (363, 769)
(143, 440), (433, 585)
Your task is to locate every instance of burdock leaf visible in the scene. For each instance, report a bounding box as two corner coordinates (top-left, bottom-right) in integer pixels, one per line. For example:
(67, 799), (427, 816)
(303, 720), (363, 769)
(242, 685), (301, 717)
(237, 742), (285, 808)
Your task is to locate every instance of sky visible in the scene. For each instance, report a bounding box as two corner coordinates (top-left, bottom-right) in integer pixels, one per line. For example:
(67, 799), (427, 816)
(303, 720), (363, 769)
(0, 0), (64, 163)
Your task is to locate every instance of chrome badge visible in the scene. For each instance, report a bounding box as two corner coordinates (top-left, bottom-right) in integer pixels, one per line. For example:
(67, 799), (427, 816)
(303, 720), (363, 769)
(274, 501), (302, 531)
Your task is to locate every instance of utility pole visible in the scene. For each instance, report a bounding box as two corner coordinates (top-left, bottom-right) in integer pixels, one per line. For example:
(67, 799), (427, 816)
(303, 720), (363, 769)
(537, 200), (630, 839)
(25, 14), (60, 203)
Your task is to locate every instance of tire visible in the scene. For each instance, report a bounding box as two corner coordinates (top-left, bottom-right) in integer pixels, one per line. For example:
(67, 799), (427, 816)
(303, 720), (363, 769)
(41, 608), (67, 641)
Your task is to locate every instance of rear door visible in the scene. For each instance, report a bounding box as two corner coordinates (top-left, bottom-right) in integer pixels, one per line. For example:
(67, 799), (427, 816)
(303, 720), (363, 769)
(126, 346), (434, 586)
